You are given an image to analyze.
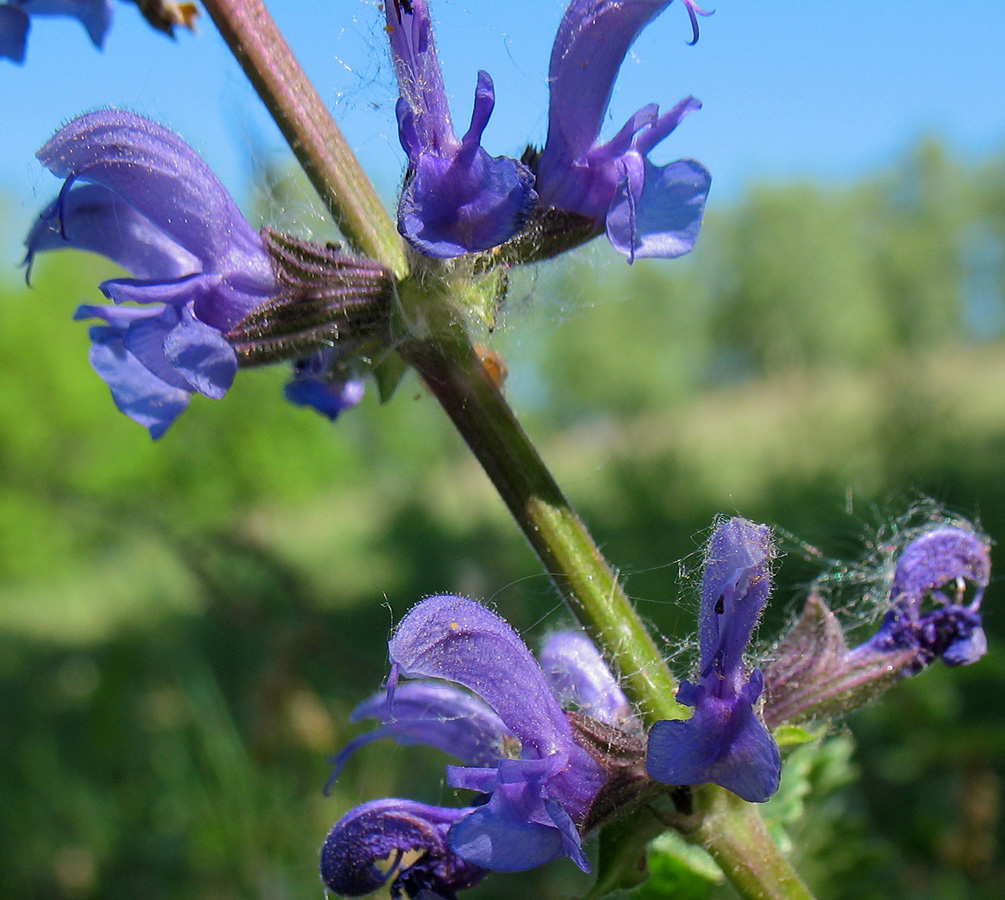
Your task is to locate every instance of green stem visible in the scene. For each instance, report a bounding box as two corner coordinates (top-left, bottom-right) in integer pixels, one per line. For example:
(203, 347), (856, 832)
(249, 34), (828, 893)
(201, 0), (408, 278)
(402, 334), (687, 725)
(686, 786), (816, 900)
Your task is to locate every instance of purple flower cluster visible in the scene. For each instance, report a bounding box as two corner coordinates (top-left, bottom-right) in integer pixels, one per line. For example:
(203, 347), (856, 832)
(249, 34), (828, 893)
(321, 595), (637, 898)
(647, 518), (782, 803)
(384, 0), (710, 262)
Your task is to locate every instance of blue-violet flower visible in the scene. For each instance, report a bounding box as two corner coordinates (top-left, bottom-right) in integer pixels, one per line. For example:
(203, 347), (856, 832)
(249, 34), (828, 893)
(0, 1), (111, 63)
(647, 518), (782, 803)
(27, 109), (278, 438)
(385, 0), (536, 258)
(535, 0), (711, 262)
(321, 595), (623, 896)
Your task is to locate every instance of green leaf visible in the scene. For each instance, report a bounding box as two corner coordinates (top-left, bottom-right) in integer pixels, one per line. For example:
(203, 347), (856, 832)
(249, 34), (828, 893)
(635, 830), (723, 900)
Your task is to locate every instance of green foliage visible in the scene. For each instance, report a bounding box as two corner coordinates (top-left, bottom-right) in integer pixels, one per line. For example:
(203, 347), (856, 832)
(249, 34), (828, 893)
(2, 138), (1005, 899)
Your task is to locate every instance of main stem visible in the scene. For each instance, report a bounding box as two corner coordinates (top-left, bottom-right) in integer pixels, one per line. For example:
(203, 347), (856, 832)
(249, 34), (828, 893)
(403, 334), (686, 724)
(201, 0), (408, 278)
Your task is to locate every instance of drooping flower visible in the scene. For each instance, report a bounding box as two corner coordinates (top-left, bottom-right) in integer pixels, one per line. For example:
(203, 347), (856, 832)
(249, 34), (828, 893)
(27, 111), (393, 437)
(385, 0), (536, 258)
(283, 349), (366, 422)
(534, 0), (711, 262)
(763, 525), (992, 728)
(322, 596), (647, 894)
(647, 518), (782, 803)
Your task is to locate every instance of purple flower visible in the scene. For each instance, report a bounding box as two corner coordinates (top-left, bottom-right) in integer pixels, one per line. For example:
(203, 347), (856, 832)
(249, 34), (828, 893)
(763, 525), (991, 728)
(0, 1), (112, 63)
(535, 0), (711, 262)
(283, 349), (365, 422)
(27, 109), (278, 438)
(325, 595), (612, 879)
(647, 518), (782, 803)
(321, 798), (488, 900)
(860, 526), (990, 670)
(385, 0), (536, 258)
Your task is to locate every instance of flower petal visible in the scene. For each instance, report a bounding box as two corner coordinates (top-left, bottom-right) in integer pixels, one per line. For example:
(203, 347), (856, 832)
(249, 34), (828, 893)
(36, 109), (258, 267)
(607, 157), (710, 262)
(21, 0), (113, 48)
(699, 518), (774, 683)
(0, 6), (29, 63)
(540, 0), (674, 173)
(647, 680), (781, 803)
(388, 595), (573, 757)
(163, 305), (238, 399)
(84, 316), (191, 439)
(25, 183), (201, 280)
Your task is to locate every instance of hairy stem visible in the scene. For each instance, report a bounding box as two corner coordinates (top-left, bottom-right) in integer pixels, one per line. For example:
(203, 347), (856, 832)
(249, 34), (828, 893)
(688, 786), (816, 900)
(201, 0), (408, 278)
(402, 333), (686, 725)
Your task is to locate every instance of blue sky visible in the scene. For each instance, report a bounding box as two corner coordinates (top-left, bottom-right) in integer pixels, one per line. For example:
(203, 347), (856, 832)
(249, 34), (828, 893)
(2, 1), (1004, 260)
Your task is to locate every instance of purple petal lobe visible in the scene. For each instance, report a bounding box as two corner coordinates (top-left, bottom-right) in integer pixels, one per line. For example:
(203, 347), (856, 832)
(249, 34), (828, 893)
(646, 518), (781, 801)
(0, 6), (29, 63)
(647, 680), (781, 803)
(163, 306), (238, 399)
(386, 2), (535, 256)
(85, 315), (191, 439)
(25, 183), (201, 280)
(536, 2), (709, 259)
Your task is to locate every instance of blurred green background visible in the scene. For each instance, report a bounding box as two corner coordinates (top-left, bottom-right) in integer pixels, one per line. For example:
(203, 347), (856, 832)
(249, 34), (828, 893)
(1, 138), (1003, 900)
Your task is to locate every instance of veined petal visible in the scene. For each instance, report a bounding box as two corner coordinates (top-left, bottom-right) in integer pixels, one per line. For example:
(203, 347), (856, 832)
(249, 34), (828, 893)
(163, 305), (238, 400)
(84, 312), (192, 439)
(37, 109), (258, 267)
(890, 527), (991, 612)
(388, 595), (574, 757)
(538, 631), (632, 725)
(329, 681), (515, 786)
(385, 0), (455, 155)
(0, 6), (29, 63)
(25, 183), (201, 280)
(607, 157), (710, 262)
(320, 798), (487, 899)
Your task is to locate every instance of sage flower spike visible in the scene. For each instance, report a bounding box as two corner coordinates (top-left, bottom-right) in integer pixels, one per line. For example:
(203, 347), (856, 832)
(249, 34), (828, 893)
(385, 0), (536, 258)
(535, 0), (711, 262)
(647, 518), (782, 803)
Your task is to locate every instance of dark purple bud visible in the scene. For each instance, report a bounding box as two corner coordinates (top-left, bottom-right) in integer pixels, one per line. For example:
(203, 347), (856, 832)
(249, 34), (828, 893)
(539, 631), (633, 726)
(320, 799), (487, 900)
(647, 518), (781, 803)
